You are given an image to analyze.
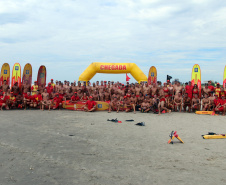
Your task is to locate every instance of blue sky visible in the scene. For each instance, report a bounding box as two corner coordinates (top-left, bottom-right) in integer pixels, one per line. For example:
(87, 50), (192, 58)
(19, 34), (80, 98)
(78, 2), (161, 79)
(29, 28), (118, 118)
(0, 0), (226, 84)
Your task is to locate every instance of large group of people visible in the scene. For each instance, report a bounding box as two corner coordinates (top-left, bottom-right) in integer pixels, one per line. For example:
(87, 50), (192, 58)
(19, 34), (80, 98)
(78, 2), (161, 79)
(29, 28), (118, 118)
(0, 79), (226, 115)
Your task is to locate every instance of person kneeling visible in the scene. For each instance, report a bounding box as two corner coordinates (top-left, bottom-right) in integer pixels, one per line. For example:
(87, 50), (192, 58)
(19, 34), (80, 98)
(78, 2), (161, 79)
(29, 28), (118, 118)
(84, 96), (97, 112)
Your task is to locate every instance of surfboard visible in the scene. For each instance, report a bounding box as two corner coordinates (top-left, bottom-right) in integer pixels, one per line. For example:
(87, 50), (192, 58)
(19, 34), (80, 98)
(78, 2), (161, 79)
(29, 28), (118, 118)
(191, 64), (201, 98)
(196, 111), (213, 115)
(11, 63), (21, 88)
(0, 63), (10, 86)
(37, 65), (46, 87)
(63, 101), (110, 111)
(22, 63), (32, 85)
(223, 65), (226, 88)
(148, 66), (157, 85)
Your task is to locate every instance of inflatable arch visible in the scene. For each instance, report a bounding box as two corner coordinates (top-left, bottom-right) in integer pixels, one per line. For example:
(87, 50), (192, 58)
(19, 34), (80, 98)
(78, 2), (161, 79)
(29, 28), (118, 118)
(79, 62), (148, 83)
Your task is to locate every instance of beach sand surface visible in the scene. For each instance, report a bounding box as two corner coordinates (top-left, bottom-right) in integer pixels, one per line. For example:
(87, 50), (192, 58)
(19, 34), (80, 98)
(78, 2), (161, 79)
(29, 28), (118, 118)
(0, 110), (226, 185)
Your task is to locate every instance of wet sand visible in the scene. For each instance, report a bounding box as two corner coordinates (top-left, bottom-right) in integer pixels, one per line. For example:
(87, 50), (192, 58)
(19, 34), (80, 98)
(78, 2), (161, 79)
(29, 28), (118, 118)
(0, 110), (226, 185)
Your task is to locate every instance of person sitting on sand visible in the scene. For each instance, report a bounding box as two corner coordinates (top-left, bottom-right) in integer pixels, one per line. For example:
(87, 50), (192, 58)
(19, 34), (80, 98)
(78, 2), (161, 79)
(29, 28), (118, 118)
(84, 96), (97, 112)
(174, 92), (182, 112)
(8, 92), (16, 109)
(24, 92), (34, 110)
(139, 98), (150, 113)
(192, 94), (200, 112)
(158, 96), (171, 115)
(52, 93), (64, 110)
(33, 90), (42, 109)
(124, 96), (136, 113)
(183, 93), (191, 112)
(108, 97), (120, 113)
(0, 92), (8, 110)
(202, 93), (210, 111)
(41, 88), (51, 111)
(70, 92), (80, 103)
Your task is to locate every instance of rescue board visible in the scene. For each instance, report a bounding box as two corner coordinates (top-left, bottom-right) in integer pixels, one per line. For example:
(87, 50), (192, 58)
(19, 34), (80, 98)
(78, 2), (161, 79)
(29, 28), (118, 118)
(22, 63), (32, 85)
(202, 132), (226, 139)
(191, 64), (201, 98)
(148, 66), (157, 85)
(63, 101), (110, 111)
(0, 63), (10, 86)
(195, 111), (214, 115)
(11, 63), (21, 88)
(223, 65), (226, 88)
(37, 65), (46, 87)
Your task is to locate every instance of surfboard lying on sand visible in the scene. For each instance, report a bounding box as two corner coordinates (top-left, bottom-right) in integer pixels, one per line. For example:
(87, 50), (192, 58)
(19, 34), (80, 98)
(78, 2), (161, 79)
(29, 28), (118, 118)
(223, 65), (226, 88)
(11, 63), (21, 88)
(37, 65), (46, 87)
(191, 64), (201, 98)
(63, 101), (110, 111)
(0, 63), (10, 86)
(196, 111), (214, 115)
(148, 66), (157, 85)
(22, 63), (32, 85)
(202, 132), (226, 139)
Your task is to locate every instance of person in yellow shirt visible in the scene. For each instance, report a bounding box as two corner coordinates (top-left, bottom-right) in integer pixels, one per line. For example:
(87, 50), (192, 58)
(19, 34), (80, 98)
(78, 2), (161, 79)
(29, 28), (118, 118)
(51, 79), (55, 88)
(31, 81), (39, 95)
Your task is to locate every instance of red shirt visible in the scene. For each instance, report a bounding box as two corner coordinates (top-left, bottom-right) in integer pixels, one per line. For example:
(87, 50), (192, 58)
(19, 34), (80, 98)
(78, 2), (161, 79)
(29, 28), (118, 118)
(214, 99), (221, 106)
(71, 95), (80, 101)
(53, 96), (63, 103)
(208, 85), (215, 92)
(185, 85), (193, 94)
(46, 86), (54, 94)
(86, 100), (97, 110)
(33, 94), (42, 101)
(221, 99), (226, 105)
(0, 95), (8, 103)
(24, 94), (34, 100)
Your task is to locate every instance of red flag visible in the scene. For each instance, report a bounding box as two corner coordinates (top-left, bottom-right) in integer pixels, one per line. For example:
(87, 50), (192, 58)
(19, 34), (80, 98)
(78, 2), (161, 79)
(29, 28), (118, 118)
(126, 73), (130, 81)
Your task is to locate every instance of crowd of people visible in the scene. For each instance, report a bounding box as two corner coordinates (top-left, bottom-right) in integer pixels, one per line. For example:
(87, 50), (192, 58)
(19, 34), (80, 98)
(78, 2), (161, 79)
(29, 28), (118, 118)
(0, 79), (226, 115)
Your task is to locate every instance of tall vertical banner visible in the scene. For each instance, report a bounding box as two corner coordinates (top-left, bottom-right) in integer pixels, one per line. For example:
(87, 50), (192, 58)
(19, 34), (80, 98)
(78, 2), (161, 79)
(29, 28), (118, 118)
(0, 63), (10, 86)
(22, 63), (32, 85)
(191, 64), (201, 98)
(223, 65), (226, 88)
(37, 65), (47, 86)
(11, 63), (21, 88)
(148, 66), (157, 85)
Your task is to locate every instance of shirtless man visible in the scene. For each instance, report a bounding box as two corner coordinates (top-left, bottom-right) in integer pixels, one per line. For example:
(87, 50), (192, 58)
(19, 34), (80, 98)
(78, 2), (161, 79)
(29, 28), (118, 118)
(202, 84), (211, 98)
(183, 93), (192, 112)
(108, 97), (120, 113)
(136, 92), (144, 111)
(77, 89), (83, 99)
(143, 83), (150, 96)
(99, 87), (105, 101)
(104, 88), (111, 101)
(208, 93), (215, 111)
(174, 92), (182, 112)
(139, 98), (150, 113)
(38, 84), (45, 94)
(22, 80), (31, 95)
(41, 88), (51, 111)
(151, 83), (158, 97)
(11, 82), (20, 96)
(55, 81), (60, 93)
(202, 93), (210, 111)
(135, 83), (141, 97)
(124, 96), (136, 113)
(174, 82), (183, 96)
(192, 94), (201, 112)
(1, 80), (10, 93)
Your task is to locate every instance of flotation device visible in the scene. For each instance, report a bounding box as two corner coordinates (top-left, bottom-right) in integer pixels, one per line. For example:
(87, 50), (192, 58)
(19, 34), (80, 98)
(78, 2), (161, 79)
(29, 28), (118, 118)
(202, 132), (226, 139)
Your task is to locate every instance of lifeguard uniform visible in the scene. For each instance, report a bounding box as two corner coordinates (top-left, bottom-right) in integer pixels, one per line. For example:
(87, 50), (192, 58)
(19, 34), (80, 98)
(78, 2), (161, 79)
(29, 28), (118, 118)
(71, 95), (80, 101)
(215, 88), (221, 98)
(31, 85), (38, 95)
(53, 96), (63, 109)
(85, 100), (97, 110)
(51, 83), (55, 88)
(185, 85), (193, 99)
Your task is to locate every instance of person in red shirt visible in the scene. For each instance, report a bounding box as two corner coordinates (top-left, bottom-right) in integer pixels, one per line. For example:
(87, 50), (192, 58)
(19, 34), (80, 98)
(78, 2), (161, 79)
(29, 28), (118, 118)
(70, 92), (80, 103)
(24, 92), (34, 110)
(84, 96), (97, 112)
(52, 93), (64, 110)
(46, 83), (54, 98)
(185, 81), (193, 99)
(208, 81), (215, 95)
(8, 92), (16, 109)
(215, 95), (226, 115)
(221, 95), (226, 116)
(33, 90), (43, 109)
(0, 92), (8, 110)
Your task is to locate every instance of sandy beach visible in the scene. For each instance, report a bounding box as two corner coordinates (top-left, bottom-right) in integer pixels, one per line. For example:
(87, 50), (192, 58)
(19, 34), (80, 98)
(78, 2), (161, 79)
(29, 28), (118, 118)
(0, 110), (226, 185)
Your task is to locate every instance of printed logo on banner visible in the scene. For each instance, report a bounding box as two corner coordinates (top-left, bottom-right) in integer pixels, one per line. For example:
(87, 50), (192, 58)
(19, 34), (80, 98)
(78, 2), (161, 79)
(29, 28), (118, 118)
(40, 73), (44, 78)
(4, 70), (7, 74)
(15, 66), (19, 70)
(194, 68), (198, 72)
(98, 104), (102, 108)
(151, 72), (154, 77)
(26, 70), (29, 74)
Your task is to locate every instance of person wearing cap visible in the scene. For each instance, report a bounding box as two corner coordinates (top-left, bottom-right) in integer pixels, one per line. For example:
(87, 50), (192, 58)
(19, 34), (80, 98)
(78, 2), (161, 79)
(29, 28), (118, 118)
(70, 92), (80, 103)
(108, 96), (120, 113)
(50, 79), (55, 88)
(22, 80), (31, 95)
(41, 88), (51, 111)
(214, 83), (221, 98)
(31, 81), (39, 95)
(46, 82), (54, 98)
(52, 93), (64, 110)
(11, 82), (20, 96)
(1, 80), (10, 93)
(84, 96), (97, 112)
